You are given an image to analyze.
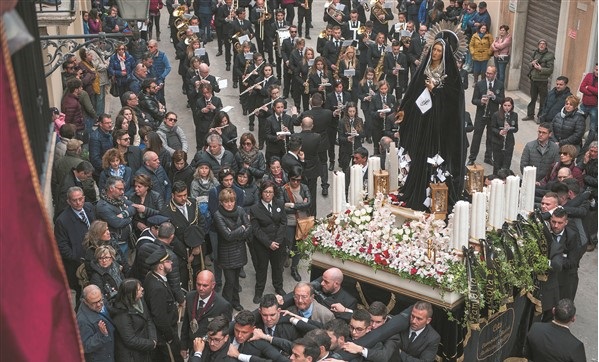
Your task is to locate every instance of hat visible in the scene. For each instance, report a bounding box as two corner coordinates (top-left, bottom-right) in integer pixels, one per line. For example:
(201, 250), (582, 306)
(145, 246), (171, 266)
(66, 139), (83, 151)
(196, 159), (211, 168)
(538, 39), (547, 45)
(183, 225), (205, 248)
(478, 1), (487, 8)
(147, 215), (170, 227)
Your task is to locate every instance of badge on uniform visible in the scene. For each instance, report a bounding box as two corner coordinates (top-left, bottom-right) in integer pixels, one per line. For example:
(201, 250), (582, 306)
(190, 319), (199, 334)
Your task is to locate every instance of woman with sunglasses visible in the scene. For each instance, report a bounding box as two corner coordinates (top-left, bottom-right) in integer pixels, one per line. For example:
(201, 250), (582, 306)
(108, 42), (135, 97)
(281, 165), (311, 282)
(235, 132), (267, 182)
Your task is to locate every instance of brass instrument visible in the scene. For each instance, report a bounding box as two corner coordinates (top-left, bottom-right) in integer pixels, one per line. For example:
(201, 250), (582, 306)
(230, 31), (244, 53)
(174, 5), (190, 40)
(333, 38), (346, 79)
(374, 43), (386, 81)
(185, 34), (199, 45)
(258, 2), (272, 40)
(371, 1), (389, 25)
(172, 5), (188, 17)
(318, 29), (328, 39)
(226, 0), (238, 22)
(304, 79), (310, 94)
(324, 1), (346, 25)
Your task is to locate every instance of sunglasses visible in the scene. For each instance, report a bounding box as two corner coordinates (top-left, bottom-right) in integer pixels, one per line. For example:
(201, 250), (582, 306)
(167, 118), (178, 122)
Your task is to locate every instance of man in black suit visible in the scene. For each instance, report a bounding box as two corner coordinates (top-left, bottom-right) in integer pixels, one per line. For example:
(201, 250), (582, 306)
(341, 307), (402, 361)
(232, 8), (255, 54)
(54, 186), (95, 304)
(393, 301), (440, 361)
(265, 99), (297, 161)
(357, 21), (374, 78)
(282, 136), (305, 175)
(550, 207), (584, 302)
(325, 80), (352, 172)
(256, 294), (299, 342)
(384, 40), (408, 101)
(369, 80), (396, 155)
(188, 316), (237, 362)
(143, 248), (184, 362)
(281, 25), (299, 99)
(294, 118), (323, 215)
(322, 26), (344, 71)
(227, 310), (289, 362)
(524, 298), (586, 362)
(271, 10), (291, 78)
(408, 24), (427, 75)
(193, 84), (223, 150)
(468, 66), (505, 166)
(180, 270), (233, 360)
(55, 161), (95, 217)
(214, 0), (233, 60)
(298, 94), (334, 196)
(250, 0), (273, 62)
(318, 267), (358, 320)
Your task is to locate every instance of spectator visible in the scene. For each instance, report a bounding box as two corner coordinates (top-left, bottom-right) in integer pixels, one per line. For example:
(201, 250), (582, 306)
(579, 64), (598, 151)
(157, 112), (188, 155)
(539, 76), (572, 124)
(468, 23), (493, 84)
(108, 43), (136, 98)
(89, 114), (114, 175)
(520, 122), (560, 182)
(147, 39), (171, 105)
(61, 78), (85, 137)
(135, 150), (172, 202)
(491, 25), (511, 83)
(523, 39), (555, 121)
(551, 95), (586, 151)
(88, 245), (125, 303)
(76, 285), (115, 361)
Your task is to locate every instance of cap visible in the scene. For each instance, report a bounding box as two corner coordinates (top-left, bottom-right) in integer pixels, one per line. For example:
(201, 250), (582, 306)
(183, 224), (205, 248)
(478, 1), (487, 8)
(196, 159), (211, 168)
(147, 215), (170, 227)
(538, 39), (547, 45)
(145, 246), (171, 266)
(66, 139), (83, 151)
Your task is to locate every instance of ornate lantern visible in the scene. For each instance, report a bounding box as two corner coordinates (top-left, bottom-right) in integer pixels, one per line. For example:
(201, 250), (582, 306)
(465, 164), (484, 194)
(373, 170), (390, 196)
(429, 182), (448, 219)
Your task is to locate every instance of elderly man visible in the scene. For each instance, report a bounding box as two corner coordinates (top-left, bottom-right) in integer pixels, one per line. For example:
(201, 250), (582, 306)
(76, 285), (115, 362)
(191, 133), (237, 174)
(89, 114), (114, 175)
(55, 186), (96, 303)
(287, 282), (335, 326)
(180, 270), (233, 359)
(520, 122), (560, 182)
(147, 39), (171, 105)
(524, 298), (586, 361)
(523, 39), (555, 122)
(127, 63), (148, 94)
(95, 176), (141, 257)
(136, 150), (171, 201)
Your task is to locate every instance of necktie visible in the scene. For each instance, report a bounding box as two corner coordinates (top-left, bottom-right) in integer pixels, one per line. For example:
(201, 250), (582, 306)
(421, 37), (425, 45)
(382, 95), (386, 104)
(268, 204), (272, 213)
(337, 93), (342, 103)
(552, 233), (560, 243)
(240, 20), (244, 26)
(336, 40), (340, 48)
(488, 82), (493, 90)
(368, 81), (372, 87)
(298, 310), (305, 317)
(380, 46), (384, 54)
(79, 211), (90, 228)
(353, 22), (357, 27)
(198, 299), (205, 311)
(409, 331), (417, 343)
(278, 115), (282, 124)
(181, 206), (188, 220)
(318, 71), (322, 79)
(299, 50), (303, 57)
(267, 327), (273, 336)
(279, 22), (283, 28)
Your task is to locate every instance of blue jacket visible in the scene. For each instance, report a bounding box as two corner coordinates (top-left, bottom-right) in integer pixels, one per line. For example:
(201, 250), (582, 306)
(108, 52), (136, 86)
(99, 166), (133, 193)
(468, 9), (492, 35)
(77, 303), (115, 362)
(135, 164), (172, 202)
(89, 128), (114, 173)
(151, 51), (171, 84)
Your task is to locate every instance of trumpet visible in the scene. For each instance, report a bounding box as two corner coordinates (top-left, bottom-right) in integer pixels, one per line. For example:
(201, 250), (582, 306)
(371, 1), (389, 25)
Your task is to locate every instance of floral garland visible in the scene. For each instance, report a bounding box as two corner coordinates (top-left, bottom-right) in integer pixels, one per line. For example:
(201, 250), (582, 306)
(298, 193), (551, 323)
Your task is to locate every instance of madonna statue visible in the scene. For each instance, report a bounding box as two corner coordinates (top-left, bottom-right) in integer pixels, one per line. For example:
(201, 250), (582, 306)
(397, 22), (467, 211)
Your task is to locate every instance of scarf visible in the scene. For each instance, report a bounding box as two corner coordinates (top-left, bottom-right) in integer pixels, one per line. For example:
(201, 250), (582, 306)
(100, 189), (126, 208)
(238, 146), (259, 165)
(109, 164), (126, 178)
(218, 204), (239, 219)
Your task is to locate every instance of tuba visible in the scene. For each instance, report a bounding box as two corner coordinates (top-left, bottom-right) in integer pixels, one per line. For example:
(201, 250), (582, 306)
(371, 1), (389, 25)
(324, 1), (346, 25)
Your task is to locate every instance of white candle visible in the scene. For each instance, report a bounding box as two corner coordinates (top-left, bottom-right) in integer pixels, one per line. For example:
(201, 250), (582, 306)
(348, 165), (360, 206)
(505, 175), (520, 221)
(519, 166), (537, 213)
(367, 156), (381, 198)
(476, 192), (486, 239)
(488, 184), (496, 230)
(470, 194), (479, 239)
(388, 142), (399, 191)
(452, 201), (469, 250)
(490, 180), (505, 229)
(338, 172), (346, 212)
(461, 201), (470, 250)
(332, 172), (339, 213)
(504, 176), (513, 221)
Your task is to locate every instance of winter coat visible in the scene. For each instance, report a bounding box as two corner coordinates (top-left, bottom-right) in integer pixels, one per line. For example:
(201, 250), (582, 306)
(157, 122), (188, 155)
(528, 49), (554, 82)
(110, 300), (157, 362)
(539, 86), (572, 123)
(579, 72), (598, 107)
(89, 260), (124, 302)
(108, 52), (136, 87)
(469, 32), (493, 62)
(214, 206), (252, 269)
(551, 108), (586, 148)
(61, 92), (84, 131)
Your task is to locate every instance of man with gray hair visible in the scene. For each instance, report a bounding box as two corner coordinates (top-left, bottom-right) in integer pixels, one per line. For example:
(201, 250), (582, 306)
(147, 39), (171, 105)
(136, 150), (171, 201)
(191, 133), (237, 174)
(76, 284), (115, 361)
(127, 63), (148, 94)
(55, 160), (96, 217)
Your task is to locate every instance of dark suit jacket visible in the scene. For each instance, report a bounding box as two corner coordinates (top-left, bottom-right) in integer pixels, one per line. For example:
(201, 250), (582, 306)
(181, 291), (233, 351)
(255, 318), (299, 343)
(194, 96), (224, 125)
(539, 238), (565, 312)
(281, 37), (298, 65)
(143, 271), (179, 344)
(325, 90), (352, 119)
(250, 200), (287, 249)
(295, 131), (324, 178)
(54, 203), (96, 262)
(230, 336), (289, 362)
(161, 198), (206, 249)
(471, 78), (505, 121)
(322, 39), (344, 67)
(297, 107), (334, 155)
(367, 42), (387, 68)
(369, 92), (397, 121)
(265, 113), (296, 158)
(396, 325), (440, 362)
(408, 34), (426, 69)
(384, 51), (408, 88)
(194, 342), (238, 362)
(307, 70), (333, 96)
(524, 321), (586, 362)
(281, 152), (304, 175)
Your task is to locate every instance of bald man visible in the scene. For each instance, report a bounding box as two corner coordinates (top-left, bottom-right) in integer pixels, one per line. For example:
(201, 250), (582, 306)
(319, 268), (358, 319)
(135, 150), (171, 201)
(77, 285), (115, 361)
(294, 116), (324, 217)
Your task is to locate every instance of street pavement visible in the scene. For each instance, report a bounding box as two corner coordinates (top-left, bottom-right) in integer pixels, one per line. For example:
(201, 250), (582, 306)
(104, 4), (597, 359)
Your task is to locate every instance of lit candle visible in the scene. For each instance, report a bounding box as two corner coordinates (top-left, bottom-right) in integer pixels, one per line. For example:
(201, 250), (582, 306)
(367, 156), (381, 199)
(388, 142), (399, 191)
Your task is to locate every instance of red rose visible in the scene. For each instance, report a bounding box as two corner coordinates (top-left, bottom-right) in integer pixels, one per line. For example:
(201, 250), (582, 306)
(335, 240), (342, 247)
(410, 268), (417, 275)
(382, 250), (390, 258)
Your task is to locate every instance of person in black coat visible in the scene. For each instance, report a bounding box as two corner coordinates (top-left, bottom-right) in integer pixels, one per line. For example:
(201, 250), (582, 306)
(281, 25), (299, 98)
(384, 40), (408, 101)
(265, 99), (298, 161)
(54, 186), (96, 303)
(250, 180), (288, 302)
(408, 24), (427, 75)
(193, 84), (223, 150)
(110, 278), (157, 362)
(143, 248), (183, 362)
(281, 136), (305, 175)
(325, 80), (352, 170)
(213, 188), (252, 310)
(77, 285), (116, 362)
(524, 298), (586, 362)
(369, 80), (396, 155)
(180, 270), (233, 357)
(394, 301), (440, 361)
(295, 117), (323, 216)
(490, 97), (518, 174)
(227, 310), (290, 362)
(130, 173), (165, 237)
(188, 316), (238, 362)
(89, 245), (125, 304)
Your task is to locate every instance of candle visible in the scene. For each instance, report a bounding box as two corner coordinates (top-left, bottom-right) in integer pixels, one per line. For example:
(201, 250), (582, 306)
(332, 172), (339, 214)
(338, 171), (346, 211)
(348, 165), (362, 206)
(367, 156), (381, 199)
(490, 179), (505, 229)
(470, 193), (479, 240)
(505, 175), (520, 221)
(452, 201), (469, 250)
(519, 166), (536, 213)
(476, 192), (486, 239)
(388, 142), (399, 191)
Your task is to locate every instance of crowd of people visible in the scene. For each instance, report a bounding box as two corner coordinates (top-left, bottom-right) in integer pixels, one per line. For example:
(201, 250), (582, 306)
(50, 0), (597, 361)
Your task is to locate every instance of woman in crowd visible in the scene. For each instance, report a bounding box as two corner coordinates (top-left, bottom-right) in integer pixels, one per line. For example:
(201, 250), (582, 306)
(213, 188), (252, 311)
(551, 95), (586, 152)
(234, 167), (260, 269)
(209, 111), (238, 155)
(337, 46), (358, 102)
(293, 47), (315, 112)
(235, 133), (266, 182)
(281, 165), (311, 282)
(250, 180), (288, 303)
(78, 47), (99, 108)
(108, 43), (136, 98)
(89, 245), (125, 303)
(117, 106), (141, 146)
(88, 9), (102, 35)
(262, 156), (288, 189)
(83, 220), (128, 274)
(130, 174), (165, 236)
(98, 148), (132, 194)
(248, 63), (280, 132)
(469, 23), (493, 84)
(308, 56), (333, 98)
(144, 131), (172, 170)
(490, 97), (518, 174)
(168, 150), (194, 191)
(111, 279), (157, 361)
(538, 144), (584, 187)
(491, 25), (512, 83)
(357, 67), (378, 144)
(338, 102), (365, 173)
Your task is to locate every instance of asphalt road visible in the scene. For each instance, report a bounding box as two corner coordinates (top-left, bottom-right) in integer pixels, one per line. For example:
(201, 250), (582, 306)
(104, 3), (597, 359)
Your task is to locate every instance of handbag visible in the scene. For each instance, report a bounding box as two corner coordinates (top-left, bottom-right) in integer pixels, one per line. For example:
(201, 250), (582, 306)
(109, 76), (119, 97)
(284, 185), (315, 240)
